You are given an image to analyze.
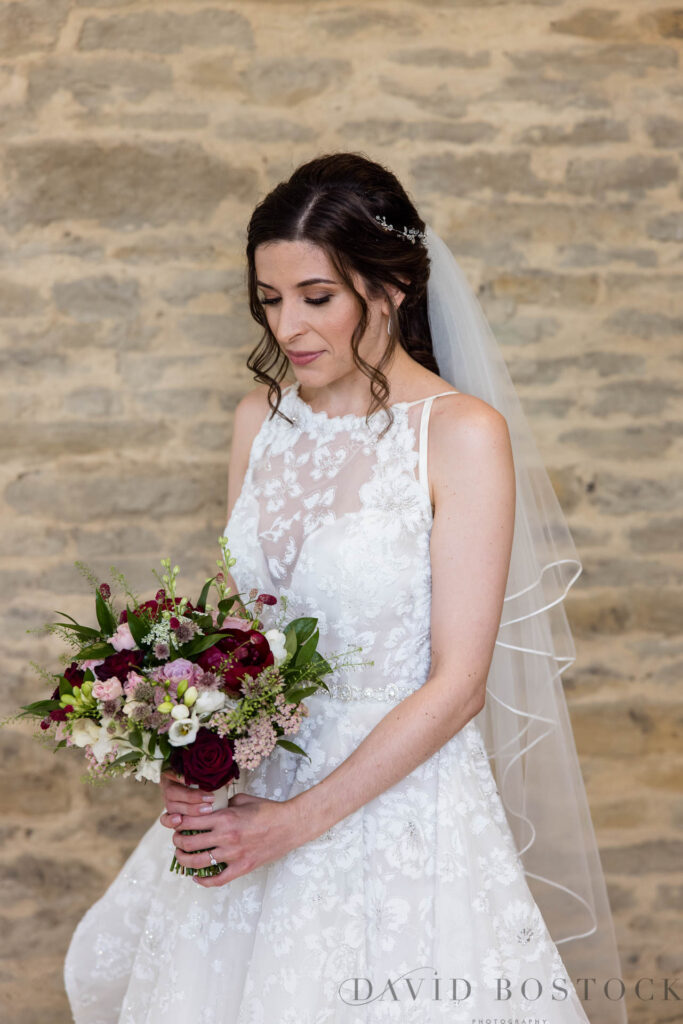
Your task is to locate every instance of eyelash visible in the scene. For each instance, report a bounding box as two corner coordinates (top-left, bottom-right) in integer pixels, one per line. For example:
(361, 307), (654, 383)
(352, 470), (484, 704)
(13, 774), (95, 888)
(259, 296), (331, 307)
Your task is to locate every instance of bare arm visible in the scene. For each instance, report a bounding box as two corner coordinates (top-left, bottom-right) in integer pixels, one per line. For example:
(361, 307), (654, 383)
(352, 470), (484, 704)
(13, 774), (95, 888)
(222, 383), (274, 615)
(288, 396), (516, 843)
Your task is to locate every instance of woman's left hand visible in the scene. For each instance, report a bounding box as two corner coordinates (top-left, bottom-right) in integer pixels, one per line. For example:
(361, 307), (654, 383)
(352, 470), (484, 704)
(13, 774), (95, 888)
(164, 791), (305, 888)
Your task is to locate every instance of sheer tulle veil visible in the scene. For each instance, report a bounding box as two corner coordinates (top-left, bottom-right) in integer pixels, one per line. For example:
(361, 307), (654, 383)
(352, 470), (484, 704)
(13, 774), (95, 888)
(425, 225), (627, 1024)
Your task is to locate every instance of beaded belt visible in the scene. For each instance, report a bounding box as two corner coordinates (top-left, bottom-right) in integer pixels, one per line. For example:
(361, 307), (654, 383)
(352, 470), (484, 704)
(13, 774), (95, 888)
(319, 680), (420, 702)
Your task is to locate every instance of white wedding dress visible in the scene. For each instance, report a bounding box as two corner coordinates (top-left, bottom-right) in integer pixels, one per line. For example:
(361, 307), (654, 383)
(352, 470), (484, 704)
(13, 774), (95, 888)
(65, 381), (592, 1023)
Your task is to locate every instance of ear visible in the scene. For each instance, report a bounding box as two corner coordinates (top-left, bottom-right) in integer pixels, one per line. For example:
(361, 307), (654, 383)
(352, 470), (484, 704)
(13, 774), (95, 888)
(382, 278), (409, 315)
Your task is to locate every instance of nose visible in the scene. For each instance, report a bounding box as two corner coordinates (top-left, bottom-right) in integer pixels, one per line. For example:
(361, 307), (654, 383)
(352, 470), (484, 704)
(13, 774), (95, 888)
(271, 297), (305, 346)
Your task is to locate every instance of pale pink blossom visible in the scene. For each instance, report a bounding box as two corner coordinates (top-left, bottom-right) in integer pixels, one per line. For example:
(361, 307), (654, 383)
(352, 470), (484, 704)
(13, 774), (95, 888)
(93, 677), (124, 701)
(124, 670), (145, 697)
(211, 610), (251, 630)
(151, 658), (204, 697)
(81, 658), (105, 671)
(233, 715), (278, 771)
(109, 622), (136, 652)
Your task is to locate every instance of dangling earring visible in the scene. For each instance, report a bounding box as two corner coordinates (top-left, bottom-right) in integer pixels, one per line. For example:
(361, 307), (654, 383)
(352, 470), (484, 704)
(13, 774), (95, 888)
(387, 317), (392, 336)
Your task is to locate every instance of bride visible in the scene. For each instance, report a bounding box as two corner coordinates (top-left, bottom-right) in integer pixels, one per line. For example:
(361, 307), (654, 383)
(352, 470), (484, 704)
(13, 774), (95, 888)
(65, 152), (627, 1023)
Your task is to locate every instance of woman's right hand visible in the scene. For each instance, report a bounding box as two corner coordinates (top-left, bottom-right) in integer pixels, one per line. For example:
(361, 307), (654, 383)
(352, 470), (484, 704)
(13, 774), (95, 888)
(159, 769), (216, 830)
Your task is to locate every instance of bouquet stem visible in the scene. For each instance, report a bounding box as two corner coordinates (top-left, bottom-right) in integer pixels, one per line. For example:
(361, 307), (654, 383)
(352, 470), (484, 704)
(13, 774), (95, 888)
(169, 778), (238, 878)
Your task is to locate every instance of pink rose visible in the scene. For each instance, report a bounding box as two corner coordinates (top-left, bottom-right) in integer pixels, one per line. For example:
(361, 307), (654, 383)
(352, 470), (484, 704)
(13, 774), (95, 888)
(162, 658), (195, 682)
(92, 677), (124, 701)
(81, 658), (105, 671)
(124, 670), (145, 697)
(109, 622), (136, 652)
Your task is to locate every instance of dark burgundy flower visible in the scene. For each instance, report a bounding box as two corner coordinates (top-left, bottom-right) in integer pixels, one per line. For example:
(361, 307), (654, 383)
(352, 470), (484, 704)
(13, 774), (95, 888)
(47, 704), (73, 724)
(169, 616), (180, 629)
(119, 595), (194, 625)
(197, 628), (274, 696)
(64, 662), (85, 688)
(99, 583), (111, 600)
(95, 649), (143, 681)
(155, 589), (166, 601)
(257, 593), (277, 605)
(169, 727), (239, 791)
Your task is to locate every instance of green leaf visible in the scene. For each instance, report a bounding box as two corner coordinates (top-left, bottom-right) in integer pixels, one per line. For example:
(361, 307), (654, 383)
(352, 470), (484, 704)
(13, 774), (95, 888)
(180, 632), (231, 657)
(95, 590), (117, 634)
(289, 617), (317, 645)
(217, 597), (237, 613)
(58, 675), (74, 698)
(148, 733), (156, 756)
(275, 738), (311, 760)
(196, 575), (217, 612)
(51, 618), (102, 640)
(125, 606), (150, 648)
(294, 629), (319, 667)
(128, 726), (143, 749)
(109, 751), (140, 767)
(19, 699), (61, 716)
(282, 685), (320, 703)
(75, 641), (116, 660)
(52, 609), (83, 626)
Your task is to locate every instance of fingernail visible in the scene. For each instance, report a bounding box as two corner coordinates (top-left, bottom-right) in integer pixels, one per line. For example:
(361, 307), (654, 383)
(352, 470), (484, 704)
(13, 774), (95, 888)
(171, 815), (181, 825)
(201, 795), (214, 803)
(199, 804), (213, 814)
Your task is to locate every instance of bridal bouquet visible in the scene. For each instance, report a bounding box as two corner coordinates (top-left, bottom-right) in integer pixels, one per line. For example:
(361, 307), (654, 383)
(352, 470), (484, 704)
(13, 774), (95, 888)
(8, 536), (367, 877)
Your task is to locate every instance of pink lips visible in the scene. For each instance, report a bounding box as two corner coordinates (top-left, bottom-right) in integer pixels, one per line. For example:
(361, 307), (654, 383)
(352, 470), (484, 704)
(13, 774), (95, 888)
(288, 351), (323, 365)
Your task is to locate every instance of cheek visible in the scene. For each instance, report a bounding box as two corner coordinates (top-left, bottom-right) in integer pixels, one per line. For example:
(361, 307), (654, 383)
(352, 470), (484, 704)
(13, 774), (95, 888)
(323, 300), (361, 344)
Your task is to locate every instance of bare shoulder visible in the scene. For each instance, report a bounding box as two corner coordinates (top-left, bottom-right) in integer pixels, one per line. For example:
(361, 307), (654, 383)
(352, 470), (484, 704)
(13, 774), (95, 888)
(234, 382), (274, 432)
(227, 383), (285, 520)
(430, 390), (510, 447)
(428, 391), (514, 503)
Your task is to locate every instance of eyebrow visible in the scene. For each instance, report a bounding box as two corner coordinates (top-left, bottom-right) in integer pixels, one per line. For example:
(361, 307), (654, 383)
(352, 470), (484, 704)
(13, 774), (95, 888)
(256, 277), (337, 290)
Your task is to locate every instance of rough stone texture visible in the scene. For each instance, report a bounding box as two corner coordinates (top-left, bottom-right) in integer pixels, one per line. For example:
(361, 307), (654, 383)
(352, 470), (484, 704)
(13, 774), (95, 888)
(0, 3), (680, 1023)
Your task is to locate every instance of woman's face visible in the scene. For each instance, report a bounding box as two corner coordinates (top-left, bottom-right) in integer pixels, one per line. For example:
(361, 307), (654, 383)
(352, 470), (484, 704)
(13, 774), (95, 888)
(254, 239), (400, 382)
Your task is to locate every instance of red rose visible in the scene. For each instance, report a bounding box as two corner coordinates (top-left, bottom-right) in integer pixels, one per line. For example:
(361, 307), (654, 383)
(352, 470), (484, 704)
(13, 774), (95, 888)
(169, 727), (239, 791)
(95, 649), (143, 681)
(197, 628), (274, 696)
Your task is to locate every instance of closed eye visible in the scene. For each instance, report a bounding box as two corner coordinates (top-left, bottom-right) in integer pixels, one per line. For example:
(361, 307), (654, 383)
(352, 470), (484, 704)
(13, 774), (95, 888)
(259, 296), (331, 306)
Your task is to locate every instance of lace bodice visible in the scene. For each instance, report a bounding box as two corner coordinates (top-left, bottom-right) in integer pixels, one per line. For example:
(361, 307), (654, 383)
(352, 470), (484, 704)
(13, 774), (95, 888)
(225, 381), (460, 703)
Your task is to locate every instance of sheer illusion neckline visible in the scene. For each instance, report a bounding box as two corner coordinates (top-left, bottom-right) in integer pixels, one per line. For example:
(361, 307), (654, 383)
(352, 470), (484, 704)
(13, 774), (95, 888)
(285, 379), (457, 427)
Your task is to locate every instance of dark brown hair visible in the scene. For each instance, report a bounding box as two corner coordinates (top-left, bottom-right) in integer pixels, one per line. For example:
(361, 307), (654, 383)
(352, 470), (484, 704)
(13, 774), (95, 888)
(244, 152), (438, 437)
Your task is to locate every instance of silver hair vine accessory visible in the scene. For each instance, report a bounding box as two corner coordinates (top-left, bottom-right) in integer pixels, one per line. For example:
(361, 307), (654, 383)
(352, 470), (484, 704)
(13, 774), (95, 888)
(374, 214), (426, 245)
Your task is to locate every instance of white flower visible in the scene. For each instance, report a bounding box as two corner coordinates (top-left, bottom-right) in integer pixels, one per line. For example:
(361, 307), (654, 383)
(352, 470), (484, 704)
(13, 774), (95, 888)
(168, 713), (200, 747)
(134, 758), (163, 784)
(194, 689), (227, 717)
(71, 718), (101, 748)
(171, 704), (190, 720)
(90, 726), (118, 763)
(265, 628), (289, 666)
(122, 699), (146, 717)
(90, 717), (137, 764)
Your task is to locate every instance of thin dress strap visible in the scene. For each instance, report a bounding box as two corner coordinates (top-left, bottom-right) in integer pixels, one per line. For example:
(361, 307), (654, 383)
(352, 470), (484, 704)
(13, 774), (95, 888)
(417, 391), (460, 499)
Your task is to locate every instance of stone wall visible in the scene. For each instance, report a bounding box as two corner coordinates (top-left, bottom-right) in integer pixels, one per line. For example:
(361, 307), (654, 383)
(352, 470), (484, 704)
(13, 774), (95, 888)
(0, 2), (681, 1021)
